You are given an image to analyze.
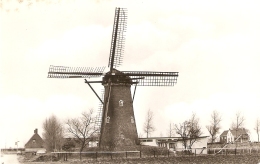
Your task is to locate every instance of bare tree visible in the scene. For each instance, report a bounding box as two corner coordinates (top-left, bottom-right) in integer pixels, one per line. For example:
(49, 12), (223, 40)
(42, 114), (64, 152)
(188, 112), (203, 147)
(254, 118), (260, 142)
(143, 109), (155, 138)
(231, 111), (246, 147)
(66, 109), (96, 160)
(175, 121), (190, 149)
(206, 110), (222, 143)
(231, 111), (245, 130)
(175, 112), (202, 149)
(168, 122), (175, 137)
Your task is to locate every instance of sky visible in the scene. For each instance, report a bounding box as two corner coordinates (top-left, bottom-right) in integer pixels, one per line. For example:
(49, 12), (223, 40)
(1, 0), (260, 148)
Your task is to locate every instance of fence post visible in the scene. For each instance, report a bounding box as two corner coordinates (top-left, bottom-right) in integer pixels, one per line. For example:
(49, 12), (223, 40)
(195, 149), (196, 156)
(226, 149), (227, 156)
(96, 152), (98, 160)
(154, 150), (155, 158)
(110, 152), (112, 159)
(168, 150), (169, 157)
(126, 151), (127, 158)
(140, 151), (142, 158)
(235, 148), (236, 155)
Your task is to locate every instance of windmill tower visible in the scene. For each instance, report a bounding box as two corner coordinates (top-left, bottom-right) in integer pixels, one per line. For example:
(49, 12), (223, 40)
(48, 8), (179, 150)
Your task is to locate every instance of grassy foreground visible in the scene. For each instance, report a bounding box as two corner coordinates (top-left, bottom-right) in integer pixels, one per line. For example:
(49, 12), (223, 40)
(18, 154), (260, 164)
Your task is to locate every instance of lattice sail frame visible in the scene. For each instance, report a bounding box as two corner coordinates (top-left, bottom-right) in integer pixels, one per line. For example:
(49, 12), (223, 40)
(122, 71), (179, 86)
(94, 89), (104, 134)
(48, 65), (105, 78)
(108, 8), (127, 69)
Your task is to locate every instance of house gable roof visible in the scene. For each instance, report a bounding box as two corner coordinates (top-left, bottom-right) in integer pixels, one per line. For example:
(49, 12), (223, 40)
(25, 129), (44, 149)
(230, 128), (248, 136)
(220, 130), (229, 137)
(220, 128), (248, 137)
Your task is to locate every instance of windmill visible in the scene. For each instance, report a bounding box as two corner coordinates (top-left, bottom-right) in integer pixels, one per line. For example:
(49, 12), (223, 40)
(48, 8), (179, 150)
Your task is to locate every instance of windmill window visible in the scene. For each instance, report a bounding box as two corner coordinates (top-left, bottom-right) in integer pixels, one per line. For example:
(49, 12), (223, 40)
(120, 133), (125, 140)
(119, 100), (124, 106)
(32, 139), (36, 144)
(131, 116), (134, 123)
(106, 116), (110, 123)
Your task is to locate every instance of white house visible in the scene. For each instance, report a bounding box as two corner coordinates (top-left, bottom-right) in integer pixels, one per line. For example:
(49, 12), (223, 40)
(220, 128), (250, 143)
(139, 136), (208, 154)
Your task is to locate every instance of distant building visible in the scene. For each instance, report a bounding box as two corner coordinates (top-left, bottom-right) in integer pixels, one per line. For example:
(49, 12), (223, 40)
(220, 128), (250, 143)
(24, 129), (46, 154)
(139, 136), (208, 154)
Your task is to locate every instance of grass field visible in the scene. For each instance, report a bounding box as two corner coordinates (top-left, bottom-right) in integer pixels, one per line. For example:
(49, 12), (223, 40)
(19, 154), (260, 164)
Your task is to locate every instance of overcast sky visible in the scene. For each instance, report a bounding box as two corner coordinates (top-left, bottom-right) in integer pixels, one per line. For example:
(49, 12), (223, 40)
(1, 0), (260, 148)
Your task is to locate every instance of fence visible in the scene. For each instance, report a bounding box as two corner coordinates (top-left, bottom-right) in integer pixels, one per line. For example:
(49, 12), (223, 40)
(51, 147), (260, 161)
(51, 151), (141, 161)
(208, 147), (260, 155)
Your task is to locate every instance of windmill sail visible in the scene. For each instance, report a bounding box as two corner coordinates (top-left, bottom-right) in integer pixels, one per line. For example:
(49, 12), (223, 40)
(48, 65), (105, 78)
(108, 8), (127, 70)
(122, 71), (179, 86)
(94, 89), (104, 135)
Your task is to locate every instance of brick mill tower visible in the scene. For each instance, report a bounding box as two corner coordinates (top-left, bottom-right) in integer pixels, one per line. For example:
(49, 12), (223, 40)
(99, 69), (139, 149)
(48, 8), (179, 150)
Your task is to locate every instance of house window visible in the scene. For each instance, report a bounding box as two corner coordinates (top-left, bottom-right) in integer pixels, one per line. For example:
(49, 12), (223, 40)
(106, 116), (110, 123)
(119, 100), (124, 106)
(169, 143), (175, 148)
(32, 139), (36, 144)
(131, 116), (134, 123)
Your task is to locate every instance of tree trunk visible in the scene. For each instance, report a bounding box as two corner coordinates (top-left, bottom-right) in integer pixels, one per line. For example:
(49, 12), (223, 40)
(80, 151), (82, 161)
(80, 147), (84, 161)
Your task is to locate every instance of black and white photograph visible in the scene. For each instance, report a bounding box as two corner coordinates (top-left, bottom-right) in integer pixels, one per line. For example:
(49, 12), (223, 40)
(1, 0), (260, 163)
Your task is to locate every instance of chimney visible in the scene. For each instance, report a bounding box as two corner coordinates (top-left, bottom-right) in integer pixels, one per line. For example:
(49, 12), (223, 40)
(34, 128), (38, 134)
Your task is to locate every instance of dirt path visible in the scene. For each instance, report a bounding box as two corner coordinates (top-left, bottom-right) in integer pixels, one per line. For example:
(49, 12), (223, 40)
(1, 154), (21, 164)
